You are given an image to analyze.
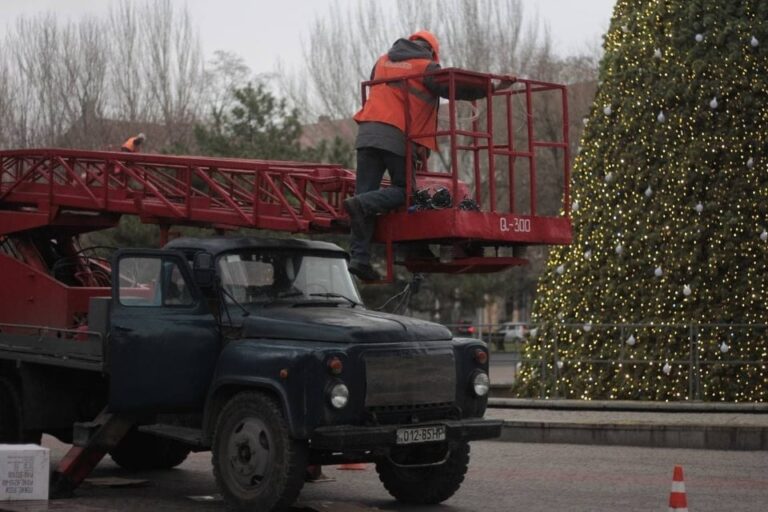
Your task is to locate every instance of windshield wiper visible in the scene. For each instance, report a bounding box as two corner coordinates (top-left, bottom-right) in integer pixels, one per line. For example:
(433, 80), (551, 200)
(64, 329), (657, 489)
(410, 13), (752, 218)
(309, 292), (361, 308)
(219, 287), (250, 317)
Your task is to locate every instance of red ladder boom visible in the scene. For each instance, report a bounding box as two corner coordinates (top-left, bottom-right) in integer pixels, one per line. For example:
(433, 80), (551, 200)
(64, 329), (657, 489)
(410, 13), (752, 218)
(0, 149), (356, 237)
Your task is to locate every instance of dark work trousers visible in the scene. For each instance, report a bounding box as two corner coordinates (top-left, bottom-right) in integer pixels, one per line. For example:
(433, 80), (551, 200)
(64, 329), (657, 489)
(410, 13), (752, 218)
(349, 147), (410, 265)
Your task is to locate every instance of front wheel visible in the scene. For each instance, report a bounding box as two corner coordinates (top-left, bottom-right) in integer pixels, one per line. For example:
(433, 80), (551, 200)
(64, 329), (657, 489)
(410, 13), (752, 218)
(212, 392), (307, 511)
(376, 441), (470, 504)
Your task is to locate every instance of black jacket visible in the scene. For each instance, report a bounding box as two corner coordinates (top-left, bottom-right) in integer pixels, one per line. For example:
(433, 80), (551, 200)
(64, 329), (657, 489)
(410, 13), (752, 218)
(356, 39), (487, 156)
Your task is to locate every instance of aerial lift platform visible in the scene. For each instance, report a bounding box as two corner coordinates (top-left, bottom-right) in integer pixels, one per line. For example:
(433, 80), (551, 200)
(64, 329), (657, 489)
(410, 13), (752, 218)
(0, 69), (571, 288)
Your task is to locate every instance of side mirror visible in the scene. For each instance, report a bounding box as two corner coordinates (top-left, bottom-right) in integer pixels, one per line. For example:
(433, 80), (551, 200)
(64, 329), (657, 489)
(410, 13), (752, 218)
(193, 252), (215, 289)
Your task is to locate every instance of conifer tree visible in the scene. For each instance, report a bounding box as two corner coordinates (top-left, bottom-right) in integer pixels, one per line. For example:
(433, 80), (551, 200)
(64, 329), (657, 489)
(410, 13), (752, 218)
(517, 0), (768, 401)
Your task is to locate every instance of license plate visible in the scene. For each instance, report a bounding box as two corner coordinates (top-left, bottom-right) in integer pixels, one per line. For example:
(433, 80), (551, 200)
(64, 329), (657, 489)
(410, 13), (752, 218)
(396, 425), (446, 445)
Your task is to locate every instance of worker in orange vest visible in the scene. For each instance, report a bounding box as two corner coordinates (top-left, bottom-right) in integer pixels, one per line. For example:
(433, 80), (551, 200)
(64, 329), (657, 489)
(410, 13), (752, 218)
(121, 133), (145, 152)
(343, 30), (512, 281)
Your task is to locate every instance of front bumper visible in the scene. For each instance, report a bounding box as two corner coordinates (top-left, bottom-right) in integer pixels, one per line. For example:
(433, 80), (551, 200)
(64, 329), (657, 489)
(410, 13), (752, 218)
(309, 418), (503, 451)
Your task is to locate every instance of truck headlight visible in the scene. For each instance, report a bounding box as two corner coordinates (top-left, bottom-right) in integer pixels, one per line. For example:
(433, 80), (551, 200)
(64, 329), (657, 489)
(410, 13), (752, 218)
(329, 383), (349, 408)
(472, 372), (490, 396)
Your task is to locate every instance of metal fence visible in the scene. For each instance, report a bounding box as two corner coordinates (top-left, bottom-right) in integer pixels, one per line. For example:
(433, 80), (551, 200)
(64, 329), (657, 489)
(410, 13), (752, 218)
(443, 321), (768, 400)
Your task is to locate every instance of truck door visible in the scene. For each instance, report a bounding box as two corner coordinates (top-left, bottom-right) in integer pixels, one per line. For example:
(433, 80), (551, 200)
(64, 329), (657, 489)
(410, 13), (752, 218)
(108, 249), (220, 412)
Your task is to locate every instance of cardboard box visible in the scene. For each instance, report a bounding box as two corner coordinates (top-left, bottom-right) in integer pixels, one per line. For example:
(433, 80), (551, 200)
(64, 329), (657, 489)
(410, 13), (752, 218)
(0, 445), (49, 501)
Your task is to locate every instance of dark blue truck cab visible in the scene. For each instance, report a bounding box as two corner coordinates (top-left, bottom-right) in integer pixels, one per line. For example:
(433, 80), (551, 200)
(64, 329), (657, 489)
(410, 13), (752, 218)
(2, 236), (501, 511)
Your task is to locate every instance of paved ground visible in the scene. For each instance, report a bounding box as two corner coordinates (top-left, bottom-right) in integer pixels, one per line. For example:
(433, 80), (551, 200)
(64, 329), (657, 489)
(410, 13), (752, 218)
(1, 354), (764, 510)
(2, 437), (768, 512)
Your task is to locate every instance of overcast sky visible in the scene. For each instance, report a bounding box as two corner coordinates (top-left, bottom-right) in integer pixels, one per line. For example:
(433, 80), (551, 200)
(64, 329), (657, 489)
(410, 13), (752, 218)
(0, 0), (615, 75)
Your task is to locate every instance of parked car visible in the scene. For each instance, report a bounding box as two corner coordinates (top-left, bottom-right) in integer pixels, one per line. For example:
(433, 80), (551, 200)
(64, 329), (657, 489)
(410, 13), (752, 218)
(454, 319), (476, 336)
(486, 322), (527, 351)
(497, 322), (527, 342)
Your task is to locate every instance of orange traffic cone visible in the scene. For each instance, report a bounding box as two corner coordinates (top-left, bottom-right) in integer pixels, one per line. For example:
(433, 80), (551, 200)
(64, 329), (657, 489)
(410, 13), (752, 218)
(668, 465), (689, 511)
(337, 463), (367, 470)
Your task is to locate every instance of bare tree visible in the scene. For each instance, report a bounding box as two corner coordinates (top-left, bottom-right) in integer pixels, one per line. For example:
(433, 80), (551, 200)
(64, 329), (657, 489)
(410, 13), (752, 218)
(201, 50), (251, 130)
(0, 0), (207, 150)
(58, 18), (109, 148)
(108, 1), (150, 123)
(0, 42), (35, 148)
(280, 0), (552, 121)
(4, 15), (110, 148)
(140, 0), (205, 147)
(0, 49), (15, 148)
(5, 14), (65, 146)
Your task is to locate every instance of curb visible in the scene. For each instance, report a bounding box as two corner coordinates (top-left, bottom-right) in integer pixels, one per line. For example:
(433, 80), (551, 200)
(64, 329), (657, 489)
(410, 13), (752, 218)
(496, 421), (768, 451)
(488, 398), (768, 413)
(485, 399), (768, 450)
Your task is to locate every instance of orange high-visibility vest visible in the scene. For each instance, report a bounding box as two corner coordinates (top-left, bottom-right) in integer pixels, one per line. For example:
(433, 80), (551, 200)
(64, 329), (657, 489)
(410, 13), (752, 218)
(354, 55), (439, 150)
(121, 135), (142, 152)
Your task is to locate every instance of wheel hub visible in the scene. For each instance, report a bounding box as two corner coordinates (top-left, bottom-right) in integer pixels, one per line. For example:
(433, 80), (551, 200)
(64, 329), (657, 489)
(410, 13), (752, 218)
(228, 418), (271, 488)
(237, 441), (252, 464)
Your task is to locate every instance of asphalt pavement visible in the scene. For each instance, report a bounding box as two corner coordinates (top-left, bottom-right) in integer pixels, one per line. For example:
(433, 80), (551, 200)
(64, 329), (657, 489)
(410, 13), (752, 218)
(3, 438), (767, 512)
(0, 354), (763, 512)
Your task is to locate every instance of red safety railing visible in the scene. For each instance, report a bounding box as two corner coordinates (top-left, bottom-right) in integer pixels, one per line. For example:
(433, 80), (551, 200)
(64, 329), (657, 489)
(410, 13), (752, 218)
(359, 68), (572, 278)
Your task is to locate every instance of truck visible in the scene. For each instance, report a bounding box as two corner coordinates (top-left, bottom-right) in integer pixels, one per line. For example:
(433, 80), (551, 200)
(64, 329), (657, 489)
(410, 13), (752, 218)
(0, 69), (571, 510)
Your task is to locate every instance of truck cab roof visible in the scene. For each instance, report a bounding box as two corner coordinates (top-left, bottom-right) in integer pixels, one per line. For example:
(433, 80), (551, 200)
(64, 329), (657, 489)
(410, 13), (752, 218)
(164, 236), (347, 258)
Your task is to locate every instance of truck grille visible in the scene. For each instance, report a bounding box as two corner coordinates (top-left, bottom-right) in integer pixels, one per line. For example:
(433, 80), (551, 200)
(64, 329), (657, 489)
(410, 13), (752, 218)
(367, 402), (460, 425)
(364, 349), (456, 408)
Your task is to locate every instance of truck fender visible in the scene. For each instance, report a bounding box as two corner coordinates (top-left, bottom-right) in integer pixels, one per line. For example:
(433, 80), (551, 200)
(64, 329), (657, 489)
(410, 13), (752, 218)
(201, 377), (300, 444)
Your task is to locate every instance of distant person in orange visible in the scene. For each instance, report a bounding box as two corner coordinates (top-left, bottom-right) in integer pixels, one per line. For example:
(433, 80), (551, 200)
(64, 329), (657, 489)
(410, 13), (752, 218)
(121, 133), (145, 152)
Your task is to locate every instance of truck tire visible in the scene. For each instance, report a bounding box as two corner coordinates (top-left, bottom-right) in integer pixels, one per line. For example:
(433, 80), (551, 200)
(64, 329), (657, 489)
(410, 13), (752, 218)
(110, 429), (191, 470)
(212, 391), (307, 511)
(0, 378), (41, 444)
(376, 440), (470, 504)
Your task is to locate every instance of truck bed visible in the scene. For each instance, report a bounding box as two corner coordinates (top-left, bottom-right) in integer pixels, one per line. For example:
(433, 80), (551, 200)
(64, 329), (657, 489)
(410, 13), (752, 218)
(0, 324), (104, 372)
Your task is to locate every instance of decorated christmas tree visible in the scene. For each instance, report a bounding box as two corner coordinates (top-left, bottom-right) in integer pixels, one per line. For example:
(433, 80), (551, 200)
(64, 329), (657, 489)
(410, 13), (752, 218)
(517, 0), (768, 401)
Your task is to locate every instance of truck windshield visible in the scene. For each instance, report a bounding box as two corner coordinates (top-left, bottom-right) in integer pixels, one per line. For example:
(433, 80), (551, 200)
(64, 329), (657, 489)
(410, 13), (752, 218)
(217, 250), (362, 306)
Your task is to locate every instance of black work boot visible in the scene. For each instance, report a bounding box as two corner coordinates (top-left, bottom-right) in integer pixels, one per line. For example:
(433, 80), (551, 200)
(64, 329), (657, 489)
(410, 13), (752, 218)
(349, 261), (381, 282)
(343, 197), (367, 240)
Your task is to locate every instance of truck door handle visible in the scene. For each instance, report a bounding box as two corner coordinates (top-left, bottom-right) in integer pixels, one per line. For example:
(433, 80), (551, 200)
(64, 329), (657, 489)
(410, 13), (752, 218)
(113, 325), (134, 333)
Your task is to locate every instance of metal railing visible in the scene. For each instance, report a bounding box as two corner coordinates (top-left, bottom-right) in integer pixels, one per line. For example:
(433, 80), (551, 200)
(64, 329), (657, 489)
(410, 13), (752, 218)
(443, 321), (768, 400)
